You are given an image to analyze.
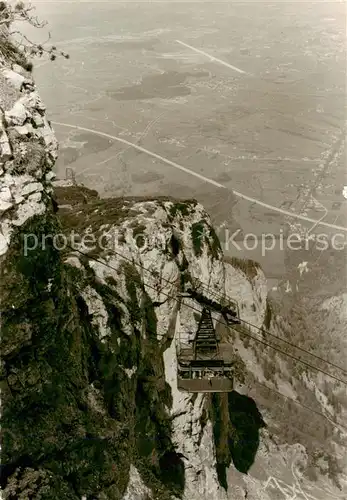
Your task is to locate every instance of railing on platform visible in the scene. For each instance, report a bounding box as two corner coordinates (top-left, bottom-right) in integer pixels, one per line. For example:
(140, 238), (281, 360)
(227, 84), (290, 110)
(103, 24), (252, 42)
(177, 376), (234, 393)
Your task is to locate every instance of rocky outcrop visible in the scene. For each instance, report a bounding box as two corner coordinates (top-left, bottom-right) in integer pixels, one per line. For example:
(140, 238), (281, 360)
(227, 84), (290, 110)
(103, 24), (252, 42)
(0, 55), (58, 257)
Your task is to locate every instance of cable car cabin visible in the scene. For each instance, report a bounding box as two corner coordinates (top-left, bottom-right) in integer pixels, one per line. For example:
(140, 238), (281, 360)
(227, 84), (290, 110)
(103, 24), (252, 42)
(177, 359), (234, 392)
(176, 306), (234, 393)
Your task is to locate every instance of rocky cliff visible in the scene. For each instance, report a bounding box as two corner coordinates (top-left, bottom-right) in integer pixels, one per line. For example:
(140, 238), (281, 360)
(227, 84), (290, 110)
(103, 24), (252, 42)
(1, 30), (346, 500)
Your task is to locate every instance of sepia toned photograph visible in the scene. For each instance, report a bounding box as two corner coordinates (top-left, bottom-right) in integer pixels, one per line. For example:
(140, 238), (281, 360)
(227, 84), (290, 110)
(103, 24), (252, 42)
(0, 1), (346, 499)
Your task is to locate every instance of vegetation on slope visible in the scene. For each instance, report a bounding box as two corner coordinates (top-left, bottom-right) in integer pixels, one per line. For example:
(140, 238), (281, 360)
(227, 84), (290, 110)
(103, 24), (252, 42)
(223, 256), (261, 280)
(0, 0), (69, 68)
(191, 220), (222, 259)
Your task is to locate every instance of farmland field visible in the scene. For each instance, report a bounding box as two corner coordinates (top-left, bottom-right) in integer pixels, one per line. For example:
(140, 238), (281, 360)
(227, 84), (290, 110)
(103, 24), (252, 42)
(31, 0), (346, 283)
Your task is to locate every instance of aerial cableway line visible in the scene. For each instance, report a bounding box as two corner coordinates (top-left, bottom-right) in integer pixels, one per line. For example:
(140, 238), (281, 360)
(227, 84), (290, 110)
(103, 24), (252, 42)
(69, 246), (347, 387)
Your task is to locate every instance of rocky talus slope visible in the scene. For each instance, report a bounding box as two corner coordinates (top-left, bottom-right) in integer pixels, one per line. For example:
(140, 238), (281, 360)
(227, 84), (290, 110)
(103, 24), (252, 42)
(1, 45), (346, 500)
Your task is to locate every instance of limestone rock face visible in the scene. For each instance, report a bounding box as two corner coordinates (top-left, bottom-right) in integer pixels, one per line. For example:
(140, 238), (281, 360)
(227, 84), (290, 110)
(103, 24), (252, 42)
(0, 56), (58, 256)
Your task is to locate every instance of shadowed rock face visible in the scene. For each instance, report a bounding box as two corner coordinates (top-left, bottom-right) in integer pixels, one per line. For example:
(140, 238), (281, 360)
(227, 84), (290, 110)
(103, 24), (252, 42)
(210, 391), (266, 490)
(227, 391), (266, 474)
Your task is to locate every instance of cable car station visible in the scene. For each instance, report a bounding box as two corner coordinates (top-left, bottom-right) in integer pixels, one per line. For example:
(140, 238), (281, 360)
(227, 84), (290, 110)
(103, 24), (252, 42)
(176, 278), (240, 393)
